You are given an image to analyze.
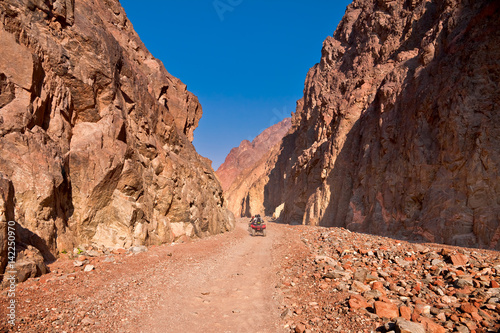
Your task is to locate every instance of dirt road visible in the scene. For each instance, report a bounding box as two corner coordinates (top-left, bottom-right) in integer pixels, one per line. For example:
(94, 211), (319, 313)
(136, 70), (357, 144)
(0, 219), (292, 333)
(129, 219), (286, 333)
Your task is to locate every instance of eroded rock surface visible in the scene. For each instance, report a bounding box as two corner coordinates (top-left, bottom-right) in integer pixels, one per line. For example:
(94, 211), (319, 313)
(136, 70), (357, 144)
(234, 0), (500, 249)
(0, 0), (234, 282)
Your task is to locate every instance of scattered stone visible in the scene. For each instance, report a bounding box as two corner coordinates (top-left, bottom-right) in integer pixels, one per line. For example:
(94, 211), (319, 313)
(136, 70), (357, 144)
(374, 301), (399, 319)
(399, 306), (412, 320)
(419, 317), (446, 333)
(395, 318), (425, 333)
(281, 308), (292, 319)
(112, 248), (127, 255)
(130, 246), (148, 254)
(73, 261), (85, 267)
(349, 294), (370, 310)
(352, 280), (371, 293)
(460, 303), (477, 314)
(353, 268), (369, 282)
(87, 250), (100, 257)
(279, 227), (500, 333)
(83, 265), (94, 272)
(449, 253), (469, 266)
(295, 322), (306, 333)
(81, 318), (94, 325)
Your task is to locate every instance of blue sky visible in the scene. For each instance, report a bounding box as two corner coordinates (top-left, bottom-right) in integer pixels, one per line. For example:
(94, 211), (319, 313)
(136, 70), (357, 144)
(120, 0), (352, 169)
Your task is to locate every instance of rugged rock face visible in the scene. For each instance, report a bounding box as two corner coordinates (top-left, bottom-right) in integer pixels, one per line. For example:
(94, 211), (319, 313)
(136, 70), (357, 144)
(242, 0), (500, 249)
(0, 0), (234, 280)
(216, 118), (291, 216)
(0, 175), (14, 276)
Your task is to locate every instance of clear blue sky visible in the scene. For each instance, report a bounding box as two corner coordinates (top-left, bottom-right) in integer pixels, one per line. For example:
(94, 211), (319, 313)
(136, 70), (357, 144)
(120, 0), (352, 170)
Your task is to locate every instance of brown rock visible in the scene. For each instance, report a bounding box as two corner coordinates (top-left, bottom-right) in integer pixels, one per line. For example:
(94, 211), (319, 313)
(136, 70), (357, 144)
(77, 255), (87, 262)
(414, 302), (431, 316)
(352, 280), (371, 293)
(470, 311), (482, 322)
(2, 245), (48, 286)
(371, 281), (385, 292)
(0, 29), (33, 90)
(395, 318), (425, 333)
(436, 312), (446, 322)
(220, 0), (500, 249)
(399, 305), (412, 320)
(460, 303), (478, 314)
(374, 300), (399, 319)
(0, 0), (234, 282)
(0, 175), (14, 279)
(349, 294), (370, 310)
(450, 253), (469, 266)
(419, 317), (446, 333)
(295, 322), (306, 333)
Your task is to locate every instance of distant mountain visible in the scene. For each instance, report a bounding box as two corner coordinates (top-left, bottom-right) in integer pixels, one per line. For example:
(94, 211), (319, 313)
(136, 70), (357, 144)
(216, 118), (291, 191)
(216, 118), (291, 216)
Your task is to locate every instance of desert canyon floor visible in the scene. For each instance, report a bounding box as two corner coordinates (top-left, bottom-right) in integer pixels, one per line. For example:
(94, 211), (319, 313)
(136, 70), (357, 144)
(1, 219), (500, 333)
(0, 220), (290, 333)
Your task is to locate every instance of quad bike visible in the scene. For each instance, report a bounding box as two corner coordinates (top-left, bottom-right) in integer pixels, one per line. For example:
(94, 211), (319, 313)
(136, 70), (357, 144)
(249, 220), (267, 237)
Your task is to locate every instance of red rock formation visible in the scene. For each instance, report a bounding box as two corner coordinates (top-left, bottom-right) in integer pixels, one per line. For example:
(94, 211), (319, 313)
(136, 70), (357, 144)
(0, 0), (234, 281)
(216, 118), (291, 216)
(237, 0), (500, 249)
(216, 117), (291, 191)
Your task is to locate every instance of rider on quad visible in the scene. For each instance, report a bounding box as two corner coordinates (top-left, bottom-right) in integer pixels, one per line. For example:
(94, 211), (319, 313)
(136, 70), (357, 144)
(248, 214), (266, 236)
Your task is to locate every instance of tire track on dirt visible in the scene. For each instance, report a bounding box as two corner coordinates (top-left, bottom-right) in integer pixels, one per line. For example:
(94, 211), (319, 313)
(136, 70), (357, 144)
(130, 219), (286, 333)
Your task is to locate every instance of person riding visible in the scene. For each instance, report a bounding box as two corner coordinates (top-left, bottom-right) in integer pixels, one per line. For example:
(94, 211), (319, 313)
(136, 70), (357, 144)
(249, 214), (263, 225)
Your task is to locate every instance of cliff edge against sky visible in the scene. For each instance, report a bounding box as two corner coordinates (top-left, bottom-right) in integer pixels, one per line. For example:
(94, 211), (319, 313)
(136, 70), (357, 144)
(0, 0), (234, 280)
(228, 0), (500, 249)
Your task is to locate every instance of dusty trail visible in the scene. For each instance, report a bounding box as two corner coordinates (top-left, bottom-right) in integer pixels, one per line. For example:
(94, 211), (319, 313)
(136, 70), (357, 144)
(131, 219), (286, 333)
(0, 218), (292, 333)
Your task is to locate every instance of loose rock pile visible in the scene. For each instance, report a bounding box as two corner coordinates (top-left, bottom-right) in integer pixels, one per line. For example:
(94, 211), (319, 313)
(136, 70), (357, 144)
(278, 226), (500, 333)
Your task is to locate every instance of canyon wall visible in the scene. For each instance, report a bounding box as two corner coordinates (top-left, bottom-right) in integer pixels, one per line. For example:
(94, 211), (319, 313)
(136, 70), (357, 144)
(237, 0), (500, 249)
(0, 0), (234, 274)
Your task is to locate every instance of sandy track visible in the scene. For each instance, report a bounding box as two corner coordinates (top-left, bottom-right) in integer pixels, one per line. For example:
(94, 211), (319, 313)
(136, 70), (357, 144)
(0, 218), (290, 332)
(129, 219), (285, 333)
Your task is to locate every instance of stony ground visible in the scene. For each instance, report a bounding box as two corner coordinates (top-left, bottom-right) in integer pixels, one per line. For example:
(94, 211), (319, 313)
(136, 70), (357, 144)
(278, 227), (500, 333)
(1, 218), (499, 332)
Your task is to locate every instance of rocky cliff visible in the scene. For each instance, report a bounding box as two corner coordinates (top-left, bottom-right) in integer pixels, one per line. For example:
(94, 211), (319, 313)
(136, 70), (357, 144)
(0, 0), (234, 281)
(239, 0), (500, 249)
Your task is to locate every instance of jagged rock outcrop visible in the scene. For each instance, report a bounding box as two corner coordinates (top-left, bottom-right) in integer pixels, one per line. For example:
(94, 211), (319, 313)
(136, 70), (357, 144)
(0, 0), (234, 281)
(239, 0), (500, 249)
(216, 118), (291, 216)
